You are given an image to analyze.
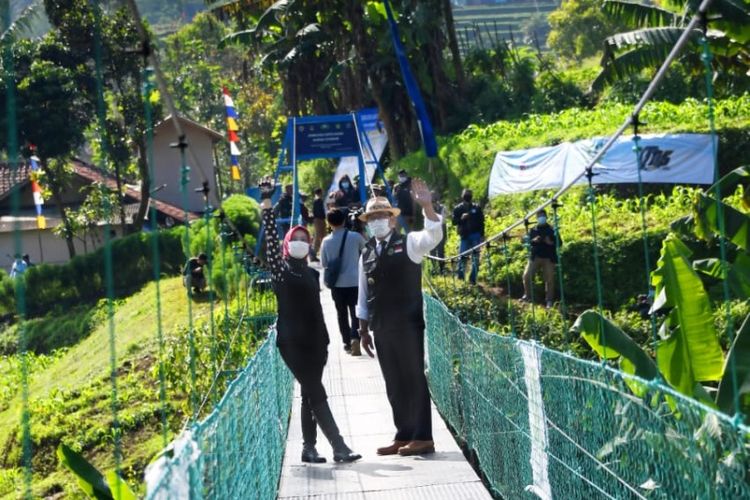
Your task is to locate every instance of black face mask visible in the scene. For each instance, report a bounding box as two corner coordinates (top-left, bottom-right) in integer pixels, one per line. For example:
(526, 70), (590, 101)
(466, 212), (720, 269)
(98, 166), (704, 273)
(462, 195), (472, 203)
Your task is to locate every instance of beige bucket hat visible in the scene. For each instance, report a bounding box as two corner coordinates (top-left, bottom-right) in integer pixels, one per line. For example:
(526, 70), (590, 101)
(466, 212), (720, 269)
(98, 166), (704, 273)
(359, 196), (401, 221)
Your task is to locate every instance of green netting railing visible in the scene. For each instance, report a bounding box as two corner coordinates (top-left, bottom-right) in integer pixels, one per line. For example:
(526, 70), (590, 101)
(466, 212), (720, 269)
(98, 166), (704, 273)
(424, 294), (750, 499)
(144, 327), (293, 499)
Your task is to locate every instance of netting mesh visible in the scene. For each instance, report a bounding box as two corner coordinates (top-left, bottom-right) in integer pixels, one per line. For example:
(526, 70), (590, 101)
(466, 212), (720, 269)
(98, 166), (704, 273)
(145, 328), (293, 499)
(424, 294), (750, 499)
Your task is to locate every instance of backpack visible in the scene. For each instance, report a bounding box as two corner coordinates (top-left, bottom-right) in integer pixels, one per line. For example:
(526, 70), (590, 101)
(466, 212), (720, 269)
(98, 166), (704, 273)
(324, 230), (348, 288)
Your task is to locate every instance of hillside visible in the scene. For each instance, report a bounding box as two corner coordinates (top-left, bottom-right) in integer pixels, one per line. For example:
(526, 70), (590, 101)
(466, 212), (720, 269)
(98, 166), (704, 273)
(0, 277), (212, 498)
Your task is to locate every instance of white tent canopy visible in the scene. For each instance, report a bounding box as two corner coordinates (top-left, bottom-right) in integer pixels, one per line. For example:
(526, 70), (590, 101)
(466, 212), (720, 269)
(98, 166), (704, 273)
(488, 133), (715, 198)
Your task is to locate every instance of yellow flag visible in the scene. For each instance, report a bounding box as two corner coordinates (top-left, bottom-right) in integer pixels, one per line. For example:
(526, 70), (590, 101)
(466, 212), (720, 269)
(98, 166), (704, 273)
(231, 166), (241, 181)
(37, 215), (46, 229)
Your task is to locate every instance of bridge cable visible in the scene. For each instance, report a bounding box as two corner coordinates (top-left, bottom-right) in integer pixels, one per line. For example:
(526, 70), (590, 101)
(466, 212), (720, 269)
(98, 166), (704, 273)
(631, 116), (661, 371)
(700, 17), (741, 422)
(92, 1), (124, 495)
(3, 1), (33, 496)
(551, 200), (569, 348)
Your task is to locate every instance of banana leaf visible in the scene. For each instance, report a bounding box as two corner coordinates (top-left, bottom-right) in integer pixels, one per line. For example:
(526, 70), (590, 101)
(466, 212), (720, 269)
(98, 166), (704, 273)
(694, 193), (750, 251)
(571, 310), (658, 380)
(652, 235), (724, 396)
(603, 0), (679, 29)
(693, 252), (750, 298)
(58, 444), (108, 499)
(705, 166), (750, 202)
(716, 313), (750, 415)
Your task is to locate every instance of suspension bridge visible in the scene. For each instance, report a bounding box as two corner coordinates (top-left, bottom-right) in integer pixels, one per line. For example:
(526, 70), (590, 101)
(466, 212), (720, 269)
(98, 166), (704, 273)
(2, 0), (749, 498)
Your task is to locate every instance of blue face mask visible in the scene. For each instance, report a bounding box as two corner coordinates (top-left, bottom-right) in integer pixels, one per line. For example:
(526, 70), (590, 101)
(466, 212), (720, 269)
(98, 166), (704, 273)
(538, 216), (547, 225)
(341, 182), (350, 189)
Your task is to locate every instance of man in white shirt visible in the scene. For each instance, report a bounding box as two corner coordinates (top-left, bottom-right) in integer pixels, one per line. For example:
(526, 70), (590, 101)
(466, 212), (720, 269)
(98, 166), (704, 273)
(356, 178), (443, 457)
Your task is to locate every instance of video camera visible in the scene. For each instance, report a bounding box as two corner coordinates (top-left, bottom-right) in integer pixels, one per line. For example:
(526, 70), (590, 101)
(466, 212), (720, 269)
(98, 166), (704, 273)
(345, 205), (365, 234)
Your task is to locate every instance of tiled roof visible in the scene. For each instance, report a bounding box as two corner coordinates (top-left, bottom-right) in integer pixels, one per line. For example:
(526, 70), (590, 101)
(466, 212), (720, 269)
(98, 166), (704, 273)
(0, 163), (31, 201)
(0, 160), (198, 224)
(72, 161), (199, 223)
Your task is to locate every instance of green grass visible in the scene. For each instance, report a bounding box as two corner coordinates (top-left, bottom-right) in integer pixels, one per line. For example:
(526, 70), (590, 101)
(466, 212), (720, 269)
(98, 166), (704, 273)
(0, 277), (212, 498)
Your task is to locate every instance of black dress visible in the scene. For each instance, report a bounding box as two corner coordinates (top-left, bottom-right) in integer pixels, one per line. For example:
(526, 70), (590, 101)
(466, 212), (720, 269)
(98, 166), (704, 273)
(263, 208), (329, 406)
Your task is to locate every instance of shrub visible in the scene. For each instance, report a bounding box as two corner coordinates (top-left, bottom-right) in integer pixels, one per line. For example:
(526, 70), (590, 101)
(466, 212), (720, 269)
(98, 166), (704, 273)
(11, 228), (184, 318)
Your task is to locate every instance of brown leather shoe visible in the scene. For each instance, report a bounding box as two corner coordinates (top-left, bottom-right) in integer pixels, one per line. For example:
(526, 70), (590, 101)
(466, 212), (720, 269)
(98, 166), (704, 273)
(398, 440), (435, 456)
(376, 440), (409, 455)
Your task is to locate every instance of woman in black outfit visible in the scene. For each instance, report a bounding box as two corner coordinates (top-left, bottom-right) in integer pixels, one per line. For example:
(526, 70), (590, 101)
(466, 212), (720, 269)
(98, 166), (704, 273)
(260, 180), (360, 464)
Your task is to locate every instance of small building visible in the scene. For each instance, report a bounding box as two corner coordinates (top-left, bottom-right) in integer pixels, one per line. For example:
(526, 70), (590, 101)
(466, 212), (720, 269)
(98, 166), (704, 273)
(0, 160), (196, 266)
(152, 115), (224, 213)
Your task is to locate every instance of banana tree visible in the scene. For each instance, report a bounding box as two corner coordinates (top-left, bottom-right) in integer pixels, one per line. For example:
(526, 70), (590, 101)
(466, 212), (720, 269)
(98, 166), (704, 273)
(573, 165), (750, 415)
(0, 0), (42, 44)
(592, 0), (750, 93)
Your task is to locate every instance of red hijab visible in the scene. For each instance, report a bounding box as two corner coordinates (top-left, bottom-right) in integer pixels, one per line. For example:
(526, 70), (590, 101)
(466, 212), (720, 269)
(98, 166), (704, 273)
(282, 225), (311, 259)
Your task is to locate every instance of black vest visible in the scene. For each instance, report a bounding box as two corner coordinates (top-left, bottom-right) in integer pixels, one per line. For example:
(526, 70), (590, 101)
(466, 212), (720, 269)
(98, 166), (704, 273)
(362, 233), (424, 332)
(274, 264), (329, 347)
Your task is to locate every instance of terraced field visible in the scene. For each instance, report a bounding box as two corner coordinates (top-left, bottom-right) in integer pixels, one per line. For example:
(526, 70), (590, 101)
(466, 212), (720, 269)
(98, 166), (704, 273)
(451, 0), (559, 51)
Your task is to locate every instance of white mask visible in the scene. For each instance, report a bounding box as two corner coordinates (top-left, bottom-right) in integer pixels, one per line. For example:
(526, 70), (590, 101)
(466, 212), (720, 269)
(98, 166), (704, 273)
(287, 241), (310, 259)
(368, 219), (391, 239)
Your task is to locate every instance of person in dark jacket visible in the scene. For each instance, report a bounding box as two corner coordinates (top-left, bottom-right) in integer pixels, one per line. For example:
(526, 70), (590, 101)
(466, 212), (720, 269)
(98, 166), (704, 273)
(356, 179), (443, 457)
(260, 179), (360, 465)
(452, 189), (485, 284)
(522, 209), (560, 308)
(333, 175), (357, 209)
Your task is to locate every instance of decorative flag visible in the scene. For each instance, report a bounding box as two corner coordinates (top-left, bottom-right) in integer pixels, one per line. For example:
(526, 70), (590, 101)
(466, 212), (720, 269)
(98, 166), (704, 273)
(382, 0), (438, 158)
(29, 148), (46, 229)
(223, 87), (242, 181)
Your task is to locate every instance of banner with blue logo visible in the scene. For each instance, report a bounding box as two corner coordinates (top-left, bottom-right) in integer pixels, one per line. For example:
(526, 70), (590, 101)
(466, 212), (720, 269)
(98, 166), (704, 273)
(489, 134), (714, 197)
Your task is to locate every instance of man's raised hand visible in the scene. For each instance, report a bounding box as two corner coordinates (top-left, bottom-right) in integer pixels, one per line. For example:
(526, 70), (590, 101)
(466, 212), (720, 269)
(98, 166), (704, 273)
(410, 178), (432, 208)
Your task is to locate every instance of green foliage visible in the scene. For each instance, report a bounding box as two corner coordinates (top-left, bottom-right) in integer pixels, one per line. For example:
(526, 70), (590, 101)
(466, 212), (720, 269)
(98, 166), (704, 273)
(0, 302), (113, 355)
(0, 274), (275, 497)
(571, 309), (658, 379)
(595, 0), (750, 96)
(187, 195), (260, 299)
(716, 313), (750, 414)
(57, 443), (136, 500)
(396, 95), (750, 201)
(547, 0), (626, 60)
(0, 229), (184, 318)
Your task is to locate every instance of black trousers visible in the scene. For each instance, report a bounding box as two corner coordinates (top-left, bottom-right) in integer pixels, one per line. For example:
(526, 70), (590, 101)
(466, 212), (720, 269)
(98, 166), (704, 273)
(331, 287), (359, 346)
(278, 343), (328, 445)
(374, 324), (433, 442)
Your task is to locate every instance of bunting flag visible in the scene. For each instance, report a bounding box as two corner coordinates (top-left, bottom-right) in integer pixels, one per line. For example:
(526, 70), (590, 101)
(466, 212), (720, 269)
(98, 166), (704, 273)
(222, 87), (242, 181)
(382, 0), (438, 158)
(29, 149), (46, 229)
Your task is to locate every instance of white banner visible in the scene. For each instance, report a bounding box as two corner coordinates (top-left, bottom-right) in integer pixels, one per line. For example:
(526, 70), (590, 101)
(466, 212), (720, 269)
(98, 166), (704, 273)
(489, 133), (715, 198)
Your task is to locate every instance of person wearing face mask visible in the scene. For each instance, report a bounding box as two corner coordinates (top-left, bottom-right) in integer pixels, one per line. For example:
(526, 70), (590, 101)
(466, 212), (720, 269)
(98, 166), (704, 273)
(522, 209), (560, 309)
(334, 174), (357, 209)
(452, 189), (485, 285)
(393, 169), (415, 231)
(259, 178), (361, 465)
(355, 178), (443, 457)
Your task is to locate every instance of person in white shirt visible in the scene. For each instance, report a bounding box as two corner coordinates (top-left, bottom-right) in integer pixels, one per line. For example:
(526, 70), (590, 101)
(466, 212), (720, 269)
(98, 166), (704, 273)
(356, 178), (443, 457)
(9, 254), (28, 279)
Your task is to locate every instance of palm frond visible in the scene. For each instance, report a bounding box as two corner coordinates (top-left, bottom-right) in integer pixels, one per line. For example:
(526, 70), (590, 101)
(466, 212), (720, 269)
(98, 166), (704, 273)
(1, 0), (42, 44)
(605, 26), (690, 52)
(592, 31), (701, 91)
(603, 0), (680, 28)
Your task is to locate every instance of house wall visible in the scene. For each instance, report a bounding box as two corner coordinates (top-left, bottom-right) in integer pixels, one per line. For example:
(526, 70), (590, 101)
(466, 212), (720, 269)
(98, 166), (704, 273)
(0, 226), (114, 268)
(152, 123), (219, 213)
